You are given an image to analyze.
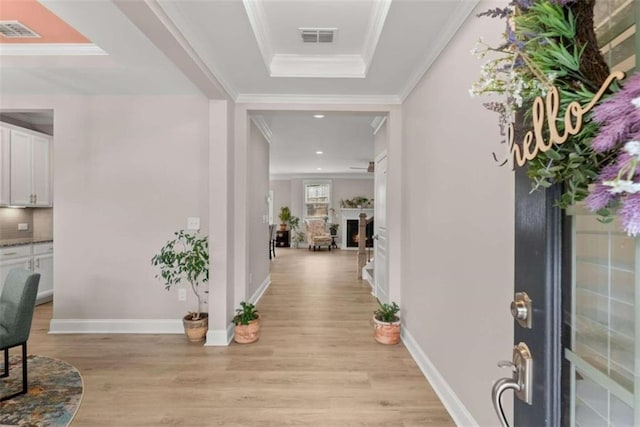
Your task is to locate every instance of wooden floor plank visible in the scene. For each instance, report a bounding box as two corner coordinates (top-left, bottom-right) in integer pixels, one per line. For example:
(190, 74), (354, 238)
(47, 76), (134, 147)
(18, 247), (454, 426)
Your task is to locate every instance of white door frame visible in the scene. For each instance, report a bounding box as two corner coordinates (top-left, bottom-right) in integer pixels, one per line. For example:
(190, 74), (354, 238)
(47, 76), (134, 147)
(234, 103), (403, 314)
(373, 149), (388, 303)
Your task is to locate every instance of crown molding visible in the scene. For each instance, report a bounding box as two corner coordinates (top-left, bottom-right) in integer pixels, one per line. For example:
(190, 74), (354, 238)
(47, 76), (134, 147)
(270, 54), (366, 78)
(242, 0), (273, 72)
(236, 93), (401, 105)
(362, 0), (392, 73)
(250, 115), (272, 144)
(399, 0), (479, 102)
(150, 0), (237, 100)
(243, 0), (389, 79)
(0, 43), (106, 56)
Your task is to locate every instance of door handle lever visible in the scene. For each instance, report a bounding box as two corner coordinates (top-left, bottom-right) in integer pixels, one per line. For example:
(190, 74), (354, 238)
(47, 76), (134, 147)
(491, 377), (520, 427)
(491, 343), (533, 427)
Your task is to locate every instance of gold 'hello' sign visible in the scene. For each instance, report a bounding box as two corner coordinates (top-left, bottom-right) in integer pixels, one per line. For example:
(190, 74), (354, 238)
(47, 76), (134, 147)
(495, 71), (624, 168)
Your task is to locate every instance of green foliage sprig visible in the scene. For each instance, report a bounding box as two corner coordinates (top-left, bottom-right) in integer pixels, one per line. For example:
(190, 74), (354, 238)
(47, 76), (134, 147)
(374, 302), (400, 323)
(233, 301), (259, 325)
(473, 1), (616, 208)
(513, 2), (614, 208)
(151, 230), (209, 320)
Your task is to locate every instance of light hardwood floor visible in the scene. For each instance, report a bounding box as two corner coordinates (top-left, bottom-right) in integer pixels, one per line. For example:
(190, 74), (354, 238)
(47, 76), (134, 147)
(24, 248), (454, 426)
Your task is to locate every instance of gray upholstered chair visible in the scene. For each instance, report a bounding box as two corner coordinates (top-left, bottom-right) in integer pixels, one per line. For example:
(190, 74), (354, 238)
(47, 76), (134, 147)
(0, 268), (40, 402)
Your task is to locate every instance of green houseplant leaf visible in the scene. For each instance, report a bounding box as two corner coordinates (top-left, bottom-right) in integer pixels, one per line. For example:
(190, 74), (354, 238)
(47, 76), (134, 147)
(151, 230), (209, 320)
(233, 301), (259, 325)
(374, 302), (400, 323)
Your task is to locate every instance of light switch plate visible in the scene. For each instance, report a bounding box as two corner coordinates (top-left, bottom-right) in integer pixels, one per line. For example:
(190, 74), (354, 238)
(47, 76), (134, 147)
(18, 223), (28, 231)
(178, 288), (187, 301)
(187, 217), (200, 230)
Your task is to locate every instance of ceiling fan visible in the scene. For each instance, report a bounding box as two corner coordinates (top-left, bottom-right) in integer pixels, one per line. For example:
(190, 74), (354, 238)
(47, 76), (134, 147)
(349, 161), (374, 173)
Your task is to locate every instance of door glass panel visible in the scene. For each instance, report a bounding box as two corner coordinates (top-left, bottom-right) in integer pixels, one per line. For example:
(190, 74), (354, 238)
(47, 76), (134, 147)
(566, 210), (638, 425)
(565, 2), (637, 425)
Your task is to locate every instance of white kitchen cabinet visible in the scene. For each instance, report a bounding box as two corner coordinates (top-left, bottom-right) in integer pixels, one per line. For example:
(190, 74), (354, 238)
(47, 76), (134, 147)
(0, 245), (32, 298)
(0, 243), (53, 304)
(5, 123), (52, 207)
(0, 127), (9, 206)
(31, 135), (51, 206)
(33, 242), (54, 303)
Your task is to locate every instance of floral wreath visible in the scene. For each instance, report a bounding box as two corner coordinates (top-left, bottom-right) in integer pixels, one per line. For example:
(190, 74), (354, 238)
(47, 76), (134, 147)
(471, 0), (640, 235)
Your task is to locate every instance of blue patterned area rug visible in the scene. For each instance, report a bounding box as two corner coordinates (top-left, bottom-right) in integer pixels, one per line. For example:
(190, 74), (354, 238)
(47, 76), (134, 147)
(0, 355), (83, 427)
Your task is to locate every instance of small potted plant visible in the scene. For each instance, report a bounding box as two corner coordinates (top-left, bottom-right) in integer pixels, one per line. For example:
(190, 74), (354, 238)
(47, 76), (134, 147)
(233, 301), (260, 343)
(289, 215), (305, 248)
(152, 230), (209, 342)
(329, 223), (339, 236)
(373, 302), (400, 345)
(278, 206), (291, 231)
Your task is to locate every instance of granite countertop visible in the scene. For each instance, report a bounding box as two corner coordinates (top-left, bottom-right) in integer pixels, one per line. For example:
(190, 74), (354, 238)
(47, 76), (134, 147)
(0, 238), (54, 248)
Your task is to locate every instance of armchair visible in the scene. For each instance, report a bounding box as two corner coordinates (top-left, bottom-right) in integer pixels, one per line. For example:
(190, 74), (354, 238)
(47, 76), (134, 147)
(1, 268), (40, 402)
(305, 219), (333, 251)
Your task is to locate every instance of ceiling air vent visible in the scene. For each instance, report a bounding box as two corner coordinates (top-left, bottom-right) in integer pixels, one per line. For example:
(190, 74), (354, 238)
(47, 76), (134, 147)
(0, 21), (40, 38)
(300, 28), (336, 43)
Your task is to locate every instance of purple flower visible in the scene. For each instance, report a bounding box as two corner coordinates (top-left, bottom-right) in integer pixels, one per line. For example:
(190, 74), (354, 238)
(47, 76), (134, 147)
(620, 193), (640, 236)
(586, 184), (615, 211)
(591, 73), (640, 152)
(586, 163), (620, 210)
(514, 0), (534, 10)
(477, 7), (511, 18)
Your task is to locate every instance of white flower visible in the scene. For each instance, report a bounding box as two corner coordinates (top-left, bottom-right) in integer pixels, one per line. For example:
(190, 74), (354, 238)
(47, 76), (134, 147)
(603, 179), (640, 194)
(632, 97), (640, 108)
(624, 140), (640, 158)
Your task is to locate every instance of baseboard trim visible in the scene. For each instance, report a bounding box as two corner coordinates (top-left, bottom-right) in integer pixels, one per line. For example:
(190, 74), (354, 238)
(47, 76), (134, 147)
(49, 318), (183, 334)
(401, 327), (478, 427)
(205, 323), (234, 346)
(249, 275), (271, 305)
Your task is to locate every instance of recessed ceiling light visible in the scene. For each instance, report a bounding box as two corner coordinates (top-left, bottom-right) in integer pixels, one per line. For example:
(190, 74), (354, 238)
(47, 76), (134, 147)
(316, 151), (323, 155)
(313, 114), (325, 119)
(317, 167), (322, 171)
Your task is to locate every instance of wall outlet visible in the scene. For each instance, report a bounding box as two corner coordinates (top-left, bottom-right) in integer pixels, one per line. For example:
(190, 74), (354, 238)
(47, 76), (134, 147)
(178, 288), (187, 301)
(187, 217), (200, 230)
(18, 223), (28, 231)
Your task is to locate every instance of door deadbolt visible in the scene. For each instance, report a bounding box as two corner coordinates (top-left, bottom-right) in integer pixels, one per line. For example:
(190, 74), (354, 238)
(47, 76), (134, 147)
(511, 292), (532, 329)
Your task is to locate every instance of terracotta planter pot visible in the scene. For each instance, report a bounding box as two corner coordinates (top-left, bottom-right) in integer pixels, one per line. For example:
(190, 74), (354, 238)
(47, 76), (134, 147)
(183, 313), (208, 342)
(234, 317), (260, 344)
(373, 316), (401, 345)
(280, 223), (287, 231)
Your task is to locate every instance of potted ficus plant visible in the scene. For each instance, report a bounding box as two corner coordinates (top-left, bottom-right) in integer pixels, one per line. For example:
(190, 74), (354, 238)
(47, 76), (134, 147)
(233, 301), (260, 344)
(151, 230), (209, 342)
(373, 302), (401, 345)
(278, 206), (291, 231)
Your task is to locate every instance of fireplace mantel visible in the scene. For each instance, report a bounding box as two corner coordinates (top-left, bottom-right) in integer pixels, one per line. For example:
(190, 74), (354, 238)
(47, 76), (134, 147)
(340, 208), (374, 250)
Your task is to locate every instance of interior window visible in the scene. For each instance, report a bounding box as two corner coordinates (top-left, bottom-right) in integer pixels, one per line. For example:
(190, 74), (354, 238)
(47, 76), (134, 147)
(304, 181), (331, 220)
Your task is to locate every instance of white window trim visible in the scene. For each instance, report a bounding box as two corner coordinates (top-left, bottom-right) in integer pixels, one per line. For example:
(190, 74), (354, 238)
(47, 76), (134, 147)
(303, 179), (332, 222)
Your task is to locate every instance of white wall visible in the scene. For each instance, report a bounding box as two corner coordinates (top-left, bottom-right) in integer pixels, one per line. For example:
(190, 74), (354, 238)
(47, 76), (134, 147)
(400, 2), (514, 425)
(1, 94), (211, 325)
(207, 99), (236, 345)
(270, 179), (291, 225)
(332, 178), (374, 214)
(247, 121), (270, 300)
